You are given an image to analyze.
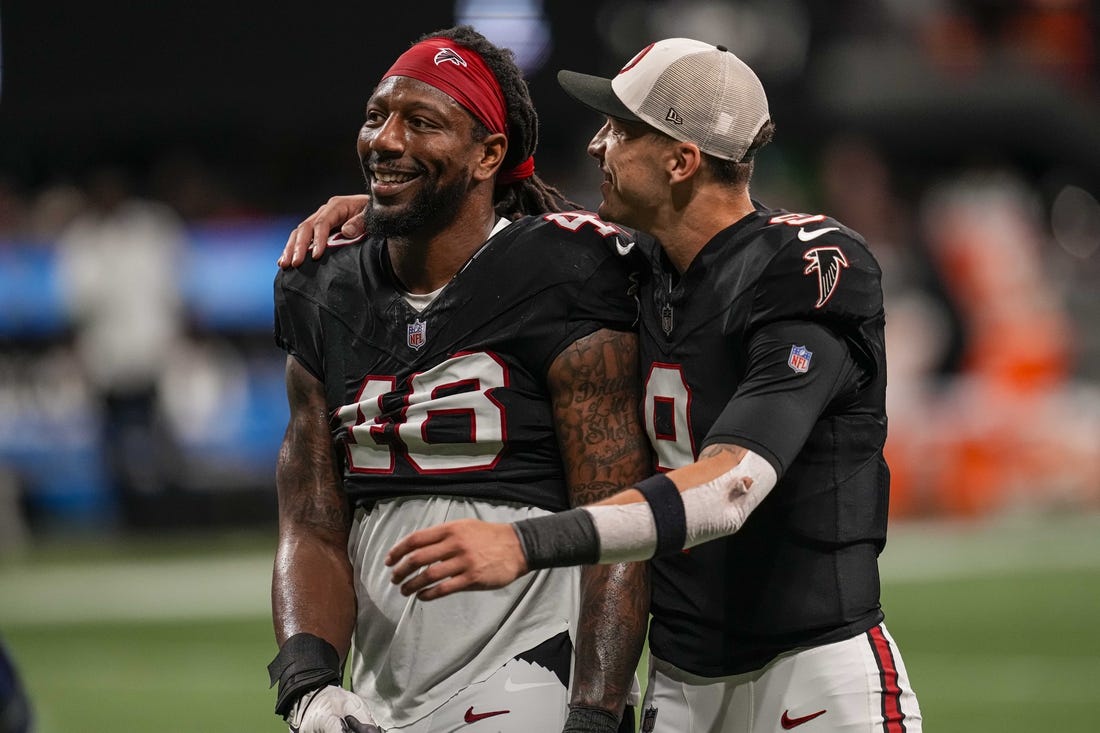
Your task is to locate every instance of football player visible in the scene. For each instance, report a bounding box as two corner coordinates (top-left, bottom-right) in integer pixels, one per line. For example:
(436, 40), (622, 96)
(268, 26), (649, 733)
(381, 39), (924, 733)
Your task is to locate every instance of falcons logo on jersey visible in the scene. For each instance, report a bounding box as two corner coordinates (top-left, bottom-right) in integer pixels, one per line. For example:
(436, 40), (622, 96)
(802, 246), (849, 308)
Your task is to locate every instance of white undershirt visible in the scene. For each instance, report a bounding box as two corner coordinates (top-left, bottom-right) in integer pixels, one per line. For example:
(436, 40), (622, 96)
(400, 217), (512, 311)
(402, 286), (444, 313)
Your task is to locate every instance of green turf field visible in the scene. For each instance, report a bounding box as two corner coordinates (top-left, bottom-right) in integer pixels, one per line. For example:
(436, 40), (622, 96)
(2, 514), (1098, 732)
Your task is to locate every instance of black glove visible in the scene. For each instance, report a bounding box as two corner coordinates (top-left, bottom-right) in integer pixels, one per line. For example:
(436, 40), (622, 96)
(342, 712), (382, 733)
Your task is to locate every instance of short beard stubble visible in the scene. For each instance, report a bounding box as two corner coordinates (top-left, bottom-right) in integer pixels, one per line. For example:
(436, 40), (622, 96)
(365, 171), (471, 240)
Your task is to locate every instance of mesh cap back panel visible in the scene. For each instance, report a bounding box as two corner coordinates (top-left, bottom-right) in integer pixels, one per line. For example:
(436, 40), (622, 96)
(635, 51), (767, 161)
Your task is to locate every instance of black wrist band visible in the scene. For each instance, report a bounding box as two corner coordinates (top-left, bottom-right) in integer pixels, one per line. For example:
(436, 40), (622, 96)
(563, 705), (621, 733)
(513, 508), (600, 570)
(267, 632), (341, 717)
(635, 473), (686, 556)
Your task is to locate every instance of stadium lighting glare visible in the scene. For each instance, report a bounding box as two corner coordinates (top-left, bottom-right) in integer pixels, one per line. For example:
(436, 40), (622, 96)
(455, 0), (552, 75)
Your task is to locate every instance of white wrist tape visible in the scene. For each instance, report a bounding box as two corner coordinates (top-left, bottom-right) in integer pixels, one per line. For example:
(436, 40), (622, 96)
(584, 502), (658, 563)
(682, 450), (777, 549)
(583, 450), (777, 562)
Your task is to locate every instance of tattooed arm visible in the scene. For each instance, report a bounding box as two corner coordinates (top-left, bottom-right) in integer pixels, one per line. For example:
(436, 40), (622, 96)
(547, 328), (651, 727)
(272, 357), (356, 657)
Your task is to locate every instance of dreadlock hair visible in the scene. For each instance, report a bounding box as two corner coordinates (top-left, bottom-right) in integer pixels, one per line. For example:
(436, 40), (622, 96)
(417, 26), (578, 219)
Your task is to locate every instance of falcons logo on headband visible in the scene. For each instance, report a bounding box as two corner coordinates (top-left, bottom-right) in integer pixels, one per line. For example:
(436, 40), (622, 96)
(802, 246), (849, 308)
(434, 48), (468, 67)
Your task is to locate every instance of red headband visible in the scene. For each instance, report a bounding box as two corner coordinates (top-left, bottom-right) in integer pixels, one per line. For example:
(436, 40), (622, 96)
(384, 37), (507, 135)
(383, 37), (534, 184)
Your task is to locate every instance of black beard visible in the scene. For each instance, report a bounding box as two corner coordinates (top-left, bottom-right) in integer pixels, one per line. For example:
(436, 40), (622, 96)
(365, 172), (470, 239)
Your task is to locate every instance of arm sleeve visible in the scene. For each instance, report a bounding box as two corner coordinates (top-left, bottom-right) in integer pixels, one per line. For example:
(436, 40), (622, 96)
(701, 319), (864, 477)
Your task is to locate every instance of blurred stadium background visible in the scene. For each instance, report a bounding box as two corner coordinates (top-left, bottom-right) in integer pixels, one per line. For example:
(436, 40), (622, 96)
(1, 1), (1098, 731)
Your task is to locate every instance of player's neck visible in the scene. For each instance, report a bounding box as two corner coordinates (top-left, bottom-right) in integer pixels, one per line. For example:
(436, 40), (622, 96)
(386, 202), (500, 293)
(653, 186), (755, 274)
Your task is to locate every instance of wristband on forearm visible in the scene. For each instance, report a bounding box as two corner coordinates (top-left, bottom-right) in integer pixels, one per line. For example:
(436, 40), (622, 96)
(267, 632), (342, 717)
(513, 508), (600, 570)
(563, 705), (621, 733)
(579, 473), (684, 563)
(635, 473), (686, 556)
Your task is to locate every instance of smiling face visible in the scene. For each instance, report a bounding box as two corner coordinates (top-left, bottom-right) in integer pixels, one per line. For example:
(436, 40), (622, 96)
(358, 76), (487, 239)
(586, 116), (674, 231)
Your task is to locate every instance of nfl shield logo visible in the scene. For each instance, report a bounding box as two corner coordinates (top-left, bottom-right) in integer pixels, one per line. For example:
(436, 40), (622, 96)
(788, 345), (812, 373)
(641, 707), (658, 732)
(407, 318), (427, 350)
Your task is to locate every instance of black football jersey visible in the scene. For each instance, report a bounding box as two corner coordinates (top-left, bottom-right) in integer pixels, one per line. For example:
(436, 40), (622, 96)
(638, 206), (889, 676)
(274, 212), (639, 512)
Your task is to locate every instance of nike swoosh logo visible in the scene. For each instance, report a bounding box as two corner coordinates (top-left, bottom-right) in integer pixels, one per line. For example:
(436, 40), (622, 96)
(503, 678), (560, 693)
(781, 708), (827, 729)
(797, 227), (838, 242)
(615, 237), (635, 255)
(464, 706), (510, 724)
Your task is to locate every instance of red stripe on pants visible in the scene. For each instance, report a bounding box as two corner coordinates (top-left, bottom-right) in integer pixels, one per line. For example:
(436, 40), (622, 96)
(867, 625), (906, 733)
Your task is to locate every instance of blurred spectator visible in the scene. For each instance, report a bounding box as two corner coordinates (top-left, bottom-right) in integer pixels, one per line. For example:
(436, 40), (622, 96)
(816, 137), (1100, 518)
(919, 0), (1096, 86)
(57, 167), (187, 524)
(912, 171), (1100, 515)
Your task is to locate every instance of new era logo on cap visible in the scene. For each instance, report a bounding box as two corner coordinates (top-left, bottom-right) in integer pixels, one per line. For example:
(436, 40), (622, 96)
(558, 38), (770, 162)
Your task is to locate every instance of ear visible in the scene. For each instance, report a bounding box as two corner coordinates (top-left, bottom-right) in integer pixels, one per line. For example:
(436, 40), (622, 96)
(473, 132), (508, 183)
(667, 141), (703, 185)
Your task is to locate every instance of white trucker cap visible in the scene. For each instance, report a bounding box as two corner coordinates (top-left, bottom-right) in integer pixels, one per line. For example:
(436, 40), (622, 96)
(558, 38), (770, 162)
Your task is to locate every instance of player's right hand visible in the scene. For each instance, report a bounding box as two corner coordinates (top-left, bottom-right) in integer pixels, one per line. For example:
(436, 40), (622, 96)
(385, 519), (529, 600)
(279, 194), (371, 269)
(285, 685), (380, 733)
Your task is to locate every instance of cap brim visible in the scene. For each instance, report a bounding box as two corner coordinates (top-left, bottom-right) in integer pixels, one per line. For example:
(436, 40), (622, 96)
(557, 70), (643, 123)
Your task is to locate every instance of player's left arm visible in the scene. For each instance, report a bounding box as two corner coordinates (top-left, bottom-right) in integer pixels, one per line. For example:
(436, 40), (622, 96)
(516, 317), (863, 565)
(547, 327), (651, 731)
